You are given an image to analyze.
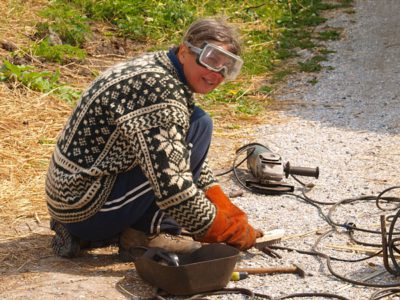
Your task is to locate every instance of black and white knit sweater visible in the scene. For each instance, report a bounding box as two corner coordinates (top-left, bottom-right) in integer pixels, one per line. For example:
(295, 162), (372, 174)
(45, 51), (217, 235)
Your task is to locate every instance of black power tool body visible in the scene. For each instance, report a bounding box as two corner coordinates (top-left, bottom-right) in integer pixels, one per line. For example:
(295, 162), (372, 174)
(234, 143), (319, 194)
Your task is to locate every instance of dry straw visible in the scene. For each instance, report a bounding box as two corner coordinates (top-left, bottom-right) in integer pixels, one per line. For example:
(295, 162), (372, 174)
(0, 84), (70, 220)
(0, 0), (75, 270)
(0, 0), (278, 273)
(0, 0), (138, 272)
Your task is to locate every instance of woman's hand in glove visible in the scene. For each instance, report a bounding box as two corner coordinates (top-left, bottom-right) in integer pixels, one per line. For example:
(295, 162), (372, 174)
(196, 185), (260, 250)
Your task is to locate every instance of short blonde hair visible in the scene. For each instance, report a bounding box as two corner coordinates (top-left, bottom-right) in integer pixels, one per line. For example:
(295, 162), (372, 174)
(182, 17), (241, 55)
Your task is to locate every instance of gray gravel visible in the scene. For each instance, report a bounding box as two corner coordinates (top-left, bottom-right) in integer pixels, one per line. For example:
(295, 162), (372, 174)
(221, 1), (400, 299)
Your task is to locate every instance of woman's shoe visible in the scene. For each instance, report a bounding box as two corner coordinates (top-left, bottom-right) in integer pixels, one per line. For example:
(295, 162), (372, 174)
(50, 218), (81, 258)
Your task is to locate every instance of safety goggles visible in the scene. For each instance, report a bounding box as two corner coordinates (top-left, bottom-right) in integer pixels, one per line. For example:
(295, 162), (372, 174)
(184, 41), (243, 81)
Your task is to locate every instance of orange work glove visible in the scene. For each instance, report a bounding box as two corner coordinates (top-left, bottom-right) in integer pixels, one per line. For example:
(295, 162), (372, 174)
(196, 185), (260, 250)
(205, 185), (246, 218)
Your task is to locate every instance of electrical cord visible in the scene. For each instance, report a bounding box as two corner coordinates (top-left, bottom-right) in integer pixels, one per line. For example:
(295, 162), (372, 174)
(295, 182), (400, 243)
(269, 230), (400, 288)
(231, 143), (263, 192)
(348, 230), (383, 248)
(152, 287), (351, 300)
(216, 144), (400, 295)
(215, 142), (269, 178)
(220, 143), (400, 246)
(274, 293), (350, 300)
(369, 288), (400, 299)
(313, 231), (400, 288)
(299, 183), (400, 279)
(326, 196), (387, 234)
(384, 208), (400, 275)
(375, 186), (400, 211)
(288, 191), (334, 226)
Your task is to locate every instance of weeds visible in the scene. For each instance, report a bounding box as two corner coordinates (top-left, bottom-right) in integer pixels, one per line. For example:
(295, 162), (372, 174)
(40, 0), (194, 43)
(319, 48), (337, 55)
(236, 98), (262, 115)
(308, 77), (318, 85)
(21, 0), (353, 114)
(318, 30), (341, 41)
(37, 2), (91, 46)
(32, 39), (86, 64)
(0, 60), (81, 104)
(273, 69), (295, 82)
(258, 85), (273, 95)
(317, 0), (353, 10)
(298, 55), (327, 72)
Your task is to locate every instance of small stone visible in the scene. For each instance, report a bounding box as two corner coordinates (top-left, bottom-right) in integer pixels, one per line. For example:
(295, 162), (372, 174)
(229, 189), (243, 198)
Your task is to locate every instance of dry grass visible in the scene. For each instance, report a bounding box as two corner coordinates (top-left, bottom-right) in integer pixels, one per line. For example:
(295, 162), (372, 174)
(0, 84), (70, 221)
(0, 1), (123, 228)
(0, 0), (292, 274)
(0, 6), (298, 300)
(0, 1), (47, 48)
(0, 0), (69, 271)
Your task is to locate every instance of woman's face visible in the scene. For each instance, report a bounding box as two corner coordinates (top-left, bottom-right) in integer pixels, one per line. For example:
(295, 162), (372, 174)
(178, 43), (226, 94)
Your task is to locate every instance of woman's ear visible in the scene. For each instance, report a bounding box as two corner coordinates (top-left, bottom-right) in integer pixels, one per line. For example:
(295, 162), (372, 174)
(177, 44), (188, 64)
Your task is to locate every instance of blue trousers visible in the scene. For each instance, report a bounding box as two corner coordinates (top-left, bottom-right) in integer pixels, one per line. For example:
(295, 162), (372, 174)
(64, 106), (213, 242)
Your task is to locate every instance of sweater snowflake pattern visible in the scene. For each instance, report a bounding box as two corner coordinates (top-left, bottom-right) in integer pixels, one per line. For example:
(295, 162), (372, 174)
(45, 51), (217, 235)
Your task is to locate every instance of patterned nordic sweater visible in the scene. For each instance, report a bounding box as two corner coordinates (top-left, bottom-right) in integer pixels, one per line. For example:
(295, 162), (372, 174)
(45, 51), (218, 235)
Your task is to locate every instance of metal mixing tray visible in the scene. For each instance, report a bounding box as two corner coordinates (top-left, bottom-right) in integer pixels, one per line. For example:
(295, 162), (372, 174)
(134, 243), (240, 296)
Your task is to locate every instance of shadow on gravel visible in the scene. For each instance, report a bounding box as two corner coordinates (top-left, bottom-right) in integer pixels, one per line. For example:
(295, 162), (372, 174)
(0, 233), (125, 276)
(0, 232), (157, 298)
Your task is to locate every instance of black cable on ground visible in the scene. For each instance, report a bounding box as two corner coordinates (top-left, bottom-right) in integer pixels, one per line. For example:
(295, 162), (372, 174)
(231, 144), (261, 193)
(217, 144), (400, 295)
(369, 288), (400, 300)
(348, 230), (382, 248)
(376, 186), (400, 211)
(224, 144), (400, 237)
(270, 230), (400, 288)
(153, 288), (351, 300)
(326, 195), (398, 235)
(288, 192), (334, 226)
(384, 207), (400, 275)
(186, 288), (258, 299)
(273, 293), (350, 300)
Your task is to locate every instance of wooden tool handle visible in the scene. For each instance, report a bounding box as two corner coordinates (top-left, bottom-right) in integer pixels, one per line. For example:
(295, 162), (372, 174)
(234, 266), (297, 274)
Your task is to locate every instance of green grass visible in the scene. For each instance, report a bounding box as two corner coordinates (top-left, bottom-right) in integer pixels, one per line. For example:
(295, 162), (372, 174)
(2, 0), (353, 114)
(298, 55), (328, 72)
(273, 69), (295, 82)
(258, 85), (273, 95)
(0, 60), (81, 104)
(318, 30), (341, 41)
(308, 76), (318, 85)
(37, 2), (91, 47)
(317, 0), (353, 10)
(319, 48), (337, 55)
(236, 98), (262, 115)
(32, 39), (87, 64)
(205, 82), (247, 104)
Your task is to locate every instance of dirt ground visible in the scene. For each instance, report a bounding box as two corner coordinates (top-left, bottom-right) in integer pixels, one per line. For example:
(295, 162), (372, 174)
(0, 1), (372, 299)
(0, 2), (280, 298)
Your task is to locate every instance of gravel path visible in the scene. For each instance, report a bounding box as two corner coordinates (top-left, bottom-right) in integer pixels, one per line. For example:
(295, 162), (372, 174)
(220, 1), (400, 299)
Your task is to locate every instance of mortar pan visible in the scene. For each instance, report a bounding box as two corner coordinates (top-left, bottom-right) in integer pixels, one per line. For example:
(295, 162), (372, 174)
(134, 243), (240, 296)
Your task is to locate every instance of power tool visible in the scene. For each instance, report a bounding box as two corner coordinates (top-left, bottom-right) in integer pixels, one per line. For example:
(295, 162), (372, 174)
(233, 143), (319, 194)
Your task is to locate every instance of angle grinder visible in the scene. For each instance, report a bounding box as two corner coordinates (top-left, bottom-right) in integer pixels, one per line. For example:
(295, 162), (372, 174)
(234, 143), (319, 194)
